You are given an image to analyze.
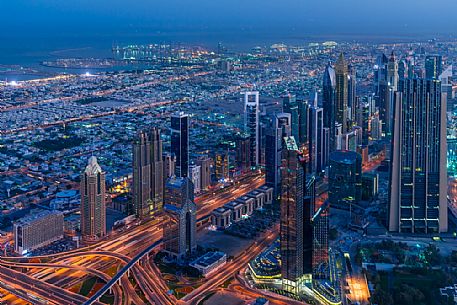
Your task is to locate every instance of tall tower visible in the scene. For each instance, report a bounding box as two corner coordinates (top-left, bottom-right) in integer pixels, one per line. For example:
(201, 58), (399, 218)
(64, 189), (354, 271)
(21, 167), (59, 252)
(243, 91), (260, 167)
(389, 78), (448, 233)
(425, 55), (443, 80)
(335, 53), (349, 134)
(280, 136), (305, 293)
(80, 156), (106, 240)
(266, 113), (291, 201)
(308, 93), (325, 174)
(347, 64), (357, 125)
(133, 128), (164, 218)
(323, 62), (336, 152)
(163, 177), (197, 261)
(171, 112), (189, 178)
(283, 94), (300, 144)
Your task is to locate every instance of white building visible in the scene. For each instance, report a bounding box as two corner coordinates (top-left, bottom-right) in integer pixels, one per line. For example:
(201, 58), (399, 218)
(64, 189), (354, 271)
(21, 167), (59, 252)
(190, 251), (227, 277)
(189, 164), (201, 194)
(14, 210), (64, 254)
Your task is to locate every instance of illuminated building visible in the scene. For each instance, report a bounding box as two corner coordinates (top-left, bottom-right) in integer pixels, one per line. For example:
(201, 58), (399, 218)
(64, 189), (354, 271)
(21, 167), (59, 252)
(189, 164), (201, 193)
(14, 210), (64, 254)
(280, 136), (307, 293)
(308, 93), (325, 173)
(347, 64), (357, 124)
(80, 156), (106, 240)
(211, 207), (231, 230)
(335, 53), (349, 134)
(283, 94), (300, 143)
(171, 112), (189, 178)
(389, 78), (448, 233)
(243, 91), (260, 167)
(215, 150), (229, 181)
(163, 153), (176, 180)
(133, 128), (164, 218)
(425, 55), (443, 80)
(323, 62), (337, 152)
(266, 113), (291, 200)
(197, 156), (212, 191)
(235, 133), (251, 173)
(163, 177), (197, 261)
(328, 151), (362, 209)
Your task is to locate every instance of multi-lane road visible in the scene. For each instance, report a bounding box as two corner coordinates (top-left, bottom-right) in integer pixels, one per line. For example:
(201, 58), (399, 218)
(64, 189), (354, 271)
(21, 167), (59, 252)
(0, 173), (265, 305)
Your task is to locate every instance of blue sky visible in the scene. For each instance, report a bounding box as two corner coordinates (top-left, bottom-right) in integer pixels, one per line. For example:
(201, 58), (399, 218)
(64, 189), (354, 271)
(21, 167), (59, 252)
(2, 0), (457, 36)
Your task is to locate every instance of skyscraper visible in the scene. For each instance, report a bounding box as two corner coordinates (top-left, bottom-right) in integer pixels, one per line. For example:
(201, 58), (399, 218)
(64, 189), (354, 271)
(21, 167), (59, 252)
(133, 128), (164, 218)
(197, 156), (212, 191)
(389, 78), (448, 233)
(335, 53), (349, 134)
(163, 177), (197, 261)
(328, 151), (362, 209)
(235, 133), (251, 173)
(347, 64), (357, 124)
(323, 62), (337, 152)
(80, 156), (106, 240)
(243, 91), (260, 167)
(308, 93), (325, 174)
(280, 136), (305, 293)
(171, 112), (189, 178)
(425, 55), (443, 80)
(266, 113), (291, 200)
(283, 94), (300, 143)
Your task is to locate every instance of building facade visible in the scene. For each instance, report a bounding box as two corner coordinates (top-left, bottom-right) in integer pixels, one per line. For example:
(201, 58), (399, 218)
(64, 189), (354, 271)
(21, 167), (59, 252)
(389, 78), (448, 233)
(80, 156), (106, 240)
(171, 112), (189, 178)
(133, 128), (164, 218)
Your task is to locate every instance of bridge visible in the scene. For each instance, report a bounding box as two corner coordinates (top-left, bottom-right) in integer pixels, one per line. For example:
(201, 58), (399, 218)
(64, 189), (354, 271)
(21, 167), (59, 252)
(83, 239), (162, 305)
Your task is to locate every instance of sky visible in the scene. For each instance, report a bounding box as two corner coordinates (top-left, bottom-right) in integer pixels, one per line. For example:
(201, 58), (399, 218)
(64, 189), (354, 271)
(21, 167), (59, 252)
(2, 0), (457, 38)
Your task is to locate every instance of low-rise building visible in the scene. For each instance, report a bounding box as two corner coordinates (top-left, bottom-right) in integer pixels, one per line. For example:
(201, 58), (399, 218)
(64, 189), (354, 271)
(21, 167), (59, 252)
(224, 201), (244, 222)
(190, 251), (227, 277)
(236, 196), (255, 216)
(211, 207), (231, 230)
(257, 185), (273, 204)
(247, 190), (266, 210)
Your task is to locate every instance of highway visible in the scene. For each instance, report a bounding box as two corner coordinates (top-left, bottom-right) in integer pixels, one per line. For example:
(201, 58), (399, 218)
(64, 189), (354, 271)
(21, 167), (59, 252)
(0, 172), (265, 304)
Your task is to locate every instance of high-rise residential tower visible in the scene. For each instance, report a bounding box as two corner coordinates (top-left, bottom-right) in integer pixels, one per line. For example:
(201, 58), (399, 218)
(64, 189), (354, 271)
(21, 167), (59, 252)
(171, 112), (190, 178)
(283, 94), (300, 143)
(163, 177), (197, 261)
(308, 93), (325, 174)
(389, 78), (448, 233)
(425, 55), (443, 80)
(323, 62), (337, 152)
(80, 156), (106, 240)
(335, 53), (349, 134)
(243, 91), (260, 167)
(280, 136), (306, 293)
(266, 113), (291, 200)
(133, 128), (164, 218)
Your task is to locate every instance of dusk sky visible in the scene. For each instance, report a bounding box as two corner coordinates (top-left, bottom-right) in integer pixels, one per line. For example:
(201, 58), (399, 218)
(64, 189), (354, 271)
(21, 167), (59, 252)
(2, 0), (457, 36)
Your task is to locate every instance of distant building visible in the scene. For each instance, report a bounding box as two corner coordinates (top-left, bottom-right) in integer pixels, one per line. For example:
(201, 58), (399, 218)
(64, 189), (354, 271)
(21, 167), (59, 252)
(80, 156), (106, 240)
(425, 54), (443, 80)
(335, 53), (349, 134)
(133, 128), (164, 218)
(283, 94), (300, 143)
(14, 210), (64, 254)
(189, 164), (201, 194)
(197, 156), (212, 191)
(163, 153), (176, 179)
(328, 151), (362, 209)
(163, 177), (197, 261)
(243, 91), (260, 167)
(389, 78), (447, 233)
(235, 133), (251, 173)
(308, 93), (325, 173)
(171, 112), (189, 178)
(323, 62), (337, 153)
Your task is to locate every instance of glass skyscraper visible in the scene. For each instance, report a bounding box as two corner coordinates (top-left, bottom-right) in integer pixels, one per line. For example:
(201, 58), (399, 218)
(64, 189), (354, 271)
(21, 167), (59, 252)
(171, 112), (189, 178)
(389, 78), (448, 233)
(243, 91), (260, 167)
